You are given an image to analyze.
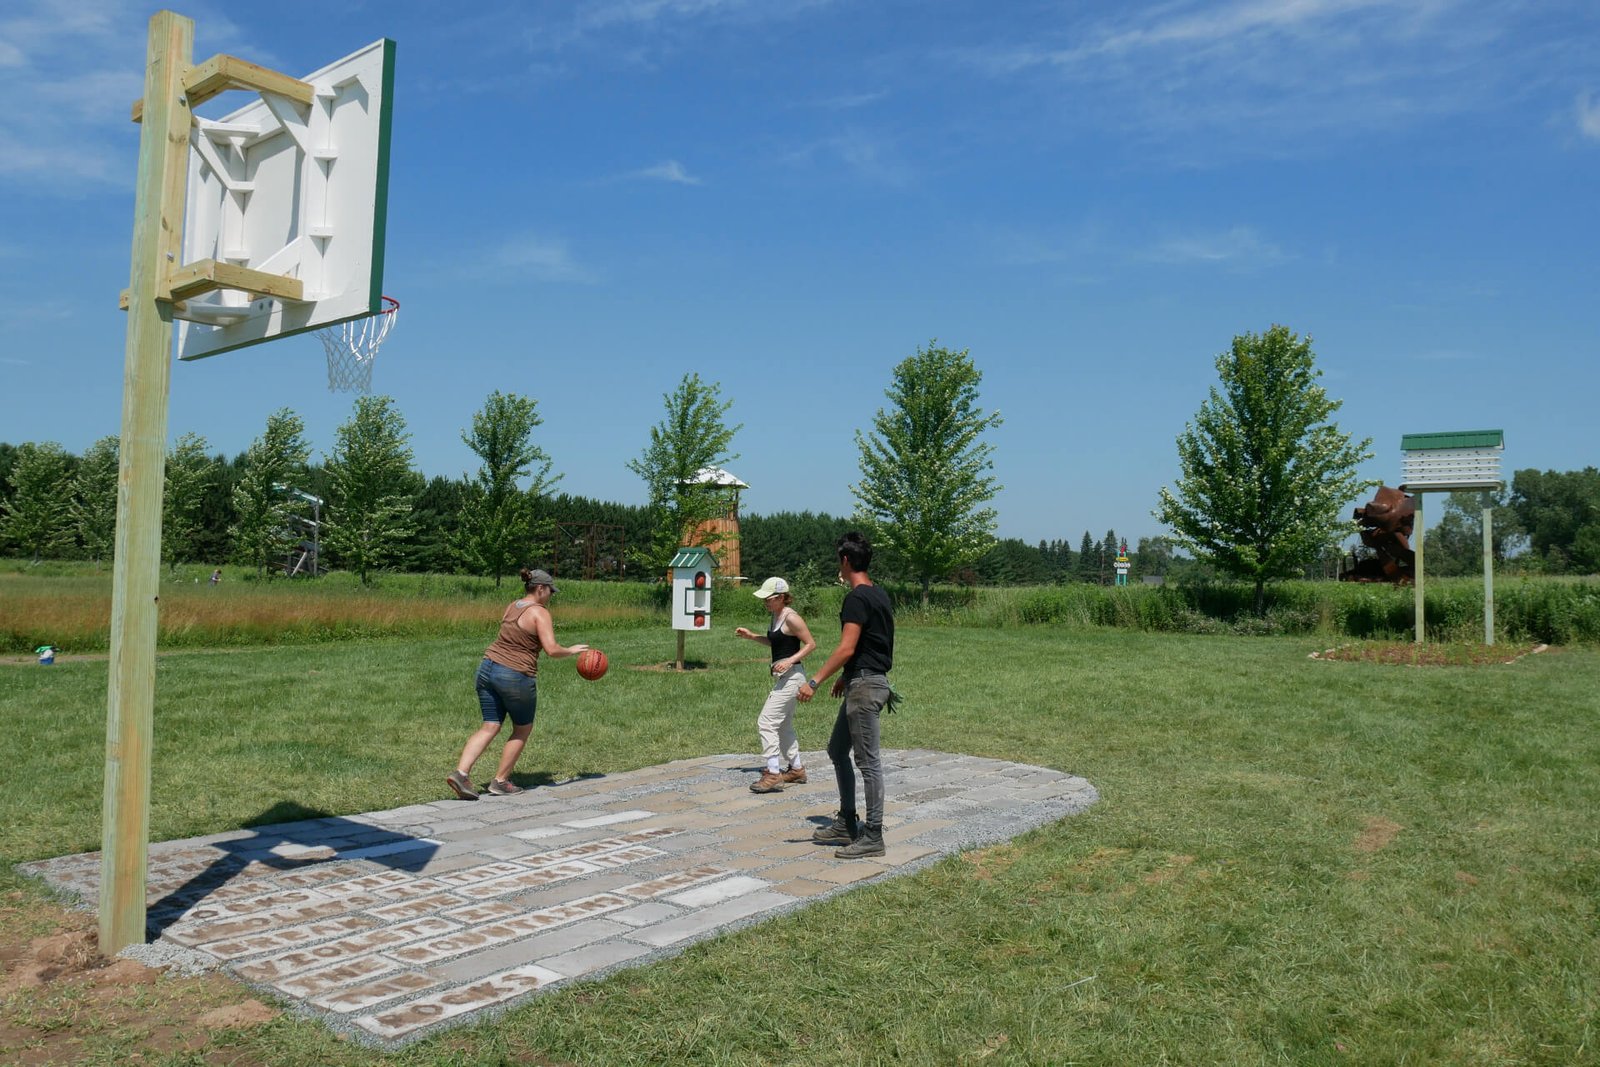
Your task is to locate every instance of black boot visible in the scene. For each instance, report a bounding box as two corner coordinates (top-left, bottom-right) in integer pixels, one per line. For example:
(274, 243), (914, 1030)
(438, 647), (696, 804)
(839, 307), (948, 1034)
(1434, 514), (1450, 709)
(836, 823), (884, 858)
(812, 810), (858, 845)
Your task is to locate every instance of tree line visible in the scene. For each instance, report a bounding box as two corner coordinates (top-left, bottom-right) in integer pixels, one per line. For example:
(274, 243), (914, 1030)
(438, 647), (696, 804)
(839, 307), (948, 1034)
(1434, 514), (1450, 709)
(6, 334), (1594, 590)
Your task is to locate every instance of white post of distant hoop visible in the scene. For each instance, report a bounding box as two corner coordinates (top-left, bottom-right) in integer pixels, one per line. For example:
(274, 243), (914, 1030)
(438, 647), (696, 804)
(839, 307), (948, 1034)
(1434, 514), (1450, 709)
(1483, 498), (1495, 646)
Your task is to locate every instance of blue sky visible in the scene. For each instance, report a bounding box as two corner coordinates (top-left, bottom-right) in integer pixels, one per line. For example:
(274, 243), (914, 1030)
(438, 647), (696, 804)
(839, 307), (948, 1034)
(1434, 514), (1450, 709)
(2, 0), (1596, 547)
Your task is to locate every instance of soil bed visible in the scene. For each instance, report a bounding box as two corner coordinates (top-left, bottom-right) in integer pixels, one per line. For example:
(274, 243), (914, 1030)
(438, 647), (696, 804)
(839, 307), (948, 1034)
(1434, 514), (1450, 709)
(1310, 642), (1549, 666)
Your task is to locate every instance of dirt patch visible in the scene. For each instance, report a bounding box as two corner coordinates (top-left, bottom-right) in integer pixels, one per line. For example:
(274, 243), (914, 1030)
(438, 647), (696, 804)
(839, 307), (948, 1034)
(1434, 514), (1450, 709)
(0, 894), (276, 1065)
(962, 844), (1020, 881)
(198, 999), (279, 1029)
(1142, 854), (1196, 885)
(1310, 642), (1549, 666)
(1353, 816), (1402, 854)
(629, 661), (717, 673)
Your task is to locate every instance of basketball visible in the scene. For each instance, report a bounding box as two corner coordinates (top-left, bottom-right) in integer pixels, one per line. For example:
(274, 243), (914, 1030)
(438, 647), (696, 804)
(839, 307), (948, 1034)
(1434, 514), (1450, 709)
(576, 648), (608, 681)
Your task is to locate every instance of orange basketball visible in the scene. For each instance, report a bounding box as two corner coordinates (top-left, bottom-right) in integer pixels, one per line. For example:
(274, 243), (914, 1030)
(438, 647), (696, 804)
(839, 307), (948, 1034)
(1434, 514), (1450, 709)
(576, 648), (608, 680)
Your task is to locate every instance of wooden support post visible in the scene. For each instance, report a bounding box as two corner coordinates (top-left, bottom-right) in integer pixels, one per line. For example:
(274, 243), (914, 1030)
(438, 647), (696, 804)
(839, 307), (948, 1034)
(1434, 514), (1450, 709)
(676, 631), (686, 672)
(1412, 492), (1426, 644)
(101, 9), (194, 956)
(1483, 500), (1495, 646)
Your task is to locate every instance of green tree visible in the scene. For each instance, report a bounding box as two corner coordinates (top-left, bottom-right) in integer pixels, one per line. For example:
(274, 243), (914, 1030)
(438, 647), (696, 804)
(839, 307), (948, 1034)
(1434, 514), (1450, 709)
(626, 373), (742, 569)
(231, 409), (312, 577)
(457, 391), (559, 586)
(1422, 490), (1521, 577)
(852, 342), (1004, 605)
(71, 435), (120, 567)
(1508, 468), (1600, 574)
(1075, 530), (1097, 583)
(1155, 325), (1373, 615)
(404, 475), (470, 574)
(323, 395), (418, 584)
(0, 442), (74, 562)
(1135, 535), (1177, 578)
(162, 433), (215, 572)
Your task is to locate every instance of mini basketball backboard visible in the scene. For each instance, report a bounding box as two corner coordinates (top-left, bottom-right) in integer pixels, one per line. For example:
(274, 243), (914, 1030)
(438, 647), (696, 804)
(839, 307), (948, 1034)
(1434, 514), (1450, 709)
(175, 38), (395, 361)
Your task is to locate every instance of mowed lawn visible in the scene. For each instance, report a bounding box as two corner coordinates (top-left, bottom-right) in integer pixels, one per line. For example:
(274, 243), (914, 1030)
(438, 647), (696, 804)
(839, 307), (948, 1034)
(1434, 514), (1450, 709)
(2, 625), (1597, 1065)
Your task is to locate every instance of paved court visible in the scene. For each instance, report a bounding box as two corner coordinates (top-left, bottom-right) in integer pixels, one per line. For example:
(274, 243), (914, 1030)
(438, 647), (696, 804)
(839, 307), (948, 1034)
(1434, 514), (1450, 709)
(21, 749), (1096, 1047)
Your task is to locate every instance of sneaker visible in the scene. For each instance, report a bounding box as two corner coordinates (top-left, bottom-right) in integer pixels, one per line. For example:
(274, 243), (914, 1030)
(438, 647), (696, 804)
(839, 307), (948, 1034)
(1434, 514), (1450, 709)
(780, 766), (808, 785)
(446, 770), (479, 801)
(749, 772), (785, 794)
(837, 824), (885, 859)
(487, 779), (523, 796)
(812, 811), (858, 845)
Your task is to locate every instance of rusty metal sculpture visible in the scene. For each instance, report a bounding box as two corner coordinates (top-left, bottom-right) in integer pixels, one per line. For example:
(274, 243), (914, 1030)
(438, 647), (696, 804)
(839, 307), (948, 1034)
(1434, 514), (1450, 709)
(1342, 485), (1416, 583)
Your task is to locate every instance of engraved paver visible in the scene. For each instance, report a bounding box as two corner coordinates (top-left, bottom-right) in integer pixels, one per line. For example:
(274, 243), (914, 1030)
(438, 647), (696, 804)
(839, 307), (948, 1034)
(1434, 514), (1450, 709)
(20, 748), (1096, 1048)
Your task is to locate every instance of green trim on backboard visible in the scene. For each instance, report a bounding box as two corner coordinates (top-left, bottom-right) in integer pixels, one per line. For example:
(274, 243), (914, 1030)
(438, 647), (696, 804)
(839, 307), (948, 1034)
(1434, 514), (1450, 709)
(369, 38), (396, 314)
(1400, 429), (1504, 451)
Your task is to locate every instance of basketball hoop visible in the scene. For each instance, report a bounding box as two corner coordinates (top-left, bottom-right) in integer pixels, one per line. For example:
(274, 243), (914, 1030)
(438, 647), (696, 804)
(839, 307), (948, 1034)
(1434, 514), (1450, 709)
(318, 296), (398, 393)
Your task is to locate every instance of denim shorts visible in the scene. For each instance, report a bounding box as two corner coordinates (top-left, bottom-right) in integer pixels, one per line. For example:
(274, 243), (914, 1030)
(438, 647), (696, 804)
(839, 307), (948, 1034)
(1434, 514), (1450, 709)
(475, 658), (538, 727)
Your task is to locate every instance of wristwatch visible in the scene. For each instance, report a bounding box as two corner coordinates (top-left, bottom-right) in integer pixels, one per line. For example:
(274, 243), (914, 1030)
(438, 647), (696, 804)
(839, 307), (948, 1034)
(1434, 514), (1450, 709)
(807, 676), (822, 689)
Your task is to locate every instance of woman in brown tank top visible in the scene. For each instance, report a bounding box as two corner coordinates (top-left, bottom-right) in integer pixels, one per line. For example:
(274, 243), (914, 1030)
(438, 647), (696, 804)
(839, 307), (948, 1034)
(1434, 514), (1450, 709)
(446, 567), (589, 800)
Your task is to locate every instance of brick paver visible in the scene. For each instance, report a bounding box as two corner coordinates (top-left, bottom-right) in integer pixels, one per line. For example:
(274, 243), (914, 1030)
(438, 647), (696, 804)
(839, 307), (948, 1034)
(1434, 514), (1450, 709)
(21, 748), (1095, 1047)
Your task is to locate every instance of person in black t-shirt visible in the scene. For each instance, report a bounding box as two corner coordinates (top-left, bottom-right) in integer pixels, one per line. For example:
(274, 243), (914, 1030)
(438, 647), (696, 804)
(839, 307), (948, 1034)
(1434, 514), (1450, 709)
(798, 531), (895, 858)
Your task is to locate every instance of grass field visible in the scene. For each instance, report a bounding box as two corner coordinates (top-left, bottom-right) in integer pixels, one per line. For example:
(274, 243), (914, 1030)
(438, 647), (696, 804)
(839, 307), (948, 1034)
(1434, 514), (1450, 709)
(3, 612), (1597, 1064)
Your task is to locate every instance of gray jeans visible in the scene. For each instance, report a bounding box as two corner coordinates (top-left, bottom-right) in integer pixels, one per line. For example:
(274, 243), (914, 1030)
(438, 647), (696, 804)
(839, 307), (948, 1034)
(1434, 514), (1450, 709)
(827, 674), (889, 827)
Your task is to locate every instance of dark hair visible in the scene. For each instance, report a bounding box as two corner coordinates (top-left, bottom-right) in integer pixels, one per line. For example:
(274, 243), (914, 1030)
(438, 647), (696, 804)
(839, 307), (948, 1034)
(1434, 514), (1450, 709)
(836, 531), (872, 573)
(520, 568), (536, 590)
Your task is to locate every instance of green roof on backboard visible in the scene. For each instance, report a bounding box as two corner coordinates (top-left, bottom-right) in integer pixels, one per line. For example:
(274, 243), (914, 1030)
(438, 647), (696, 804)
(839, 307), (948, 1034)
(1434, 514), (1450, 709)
(1400, 430), (1504, 451)
(668, 546), (718, 569)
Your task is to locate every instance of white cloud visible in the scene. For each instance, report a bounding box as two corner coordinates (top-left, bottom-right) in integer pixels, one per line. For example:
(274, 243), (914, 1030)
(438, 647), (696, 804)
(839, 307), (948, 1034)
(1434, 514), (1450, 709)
(1578, 91), (1600, 140)
(808, 90), (887, 110)
(635, 160), (703, 184)
(1143, 227), (1286, 267)
(783, 129), (911, 186)
(950, 0), (1591, 160)
(490, 234), (598, 284)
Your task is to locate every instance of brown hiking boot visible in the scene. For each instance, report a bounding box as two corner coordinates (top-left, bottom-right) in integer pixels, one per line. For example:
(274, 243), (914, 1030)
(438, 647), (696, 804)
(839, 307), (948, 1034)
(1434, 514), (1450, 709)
(749, 771), (785, 794)
(780, 766), (808, 785)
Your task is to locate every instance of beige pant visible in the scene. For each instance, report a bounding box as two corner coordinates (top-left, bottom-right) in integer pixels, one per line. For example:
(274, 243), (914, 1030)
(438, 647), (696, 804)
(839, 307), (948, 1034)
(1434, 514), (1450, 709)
(757, 666), (806, 771)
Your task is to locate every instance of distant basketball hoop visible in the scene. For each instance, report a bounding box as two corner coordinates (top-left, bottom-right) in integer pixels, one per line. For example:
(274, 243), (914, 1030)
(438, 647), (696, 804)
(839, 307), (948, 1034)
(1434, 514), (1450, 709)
(319, 295), (398, 392)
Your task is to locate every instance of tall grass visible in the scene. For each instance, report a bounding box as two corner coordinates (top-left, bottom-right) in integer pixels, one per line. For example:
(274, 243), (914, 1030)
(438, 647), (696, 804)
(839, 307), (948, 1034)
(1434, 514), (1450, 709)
(6, 559), (1597, 654)
(0, 566), (660, 654)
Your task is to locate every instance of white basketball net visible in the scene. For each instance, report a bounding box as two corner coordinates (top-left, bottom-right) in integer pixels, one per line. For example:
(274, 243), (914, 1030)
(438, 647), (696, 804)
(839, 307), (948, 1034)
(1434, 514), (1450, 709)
(318, 296), (398, 392)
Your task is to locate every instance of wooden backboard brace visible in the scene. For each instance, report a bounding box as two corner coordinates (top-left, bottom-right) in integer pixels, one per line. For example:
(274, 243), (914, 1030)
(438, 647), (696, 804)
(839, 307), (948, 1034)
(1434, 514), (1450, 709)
(117, 38), (395, 360)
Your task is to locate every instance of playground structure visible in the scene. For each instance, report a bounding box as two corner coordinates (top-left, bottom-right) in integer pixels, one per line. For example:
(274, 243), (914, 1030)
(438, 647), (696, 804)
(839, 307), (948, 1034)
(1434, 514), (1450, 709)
(550, 522), (626, 581)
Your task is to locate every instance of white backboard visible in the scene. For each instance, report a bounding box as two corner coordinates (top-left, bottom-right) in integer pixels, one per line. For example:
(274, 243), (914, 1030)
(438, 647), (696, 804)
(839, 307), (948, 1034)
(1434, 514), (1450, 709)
(176, 38), (395, 361)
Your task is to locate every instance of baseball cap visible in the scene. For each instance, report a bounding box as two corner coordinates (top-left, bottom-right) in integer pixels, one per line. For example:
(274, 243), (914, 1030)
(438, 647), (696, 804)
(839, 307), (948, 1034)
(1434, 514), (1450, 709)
(752, 576), (789, 599)
(526, 568), (558, 593)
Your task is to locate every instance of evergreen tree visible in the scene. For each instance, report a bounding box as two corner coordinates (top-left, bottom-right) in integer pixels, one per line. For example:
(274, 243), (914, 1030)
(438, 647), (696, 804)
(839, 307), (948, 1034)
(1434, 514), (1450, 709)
(231, 409), (312, 577)
(852, 341), (1003, 605)
(71, 435), (120, 567)
(0, 441), (74, 561)
(404, 475), (470, 574)
(1076, 531), (1097, 583)
(323, 395), (418, 584)
(1156, 325), (1373, 614)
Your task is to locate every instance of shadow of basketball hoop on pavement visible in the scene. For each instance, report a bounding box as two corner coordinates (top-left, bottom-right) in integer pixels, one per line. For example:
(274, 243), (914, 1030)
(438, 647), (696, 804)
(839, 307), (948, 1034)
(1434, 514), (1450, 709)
(144, 801), (441, 939)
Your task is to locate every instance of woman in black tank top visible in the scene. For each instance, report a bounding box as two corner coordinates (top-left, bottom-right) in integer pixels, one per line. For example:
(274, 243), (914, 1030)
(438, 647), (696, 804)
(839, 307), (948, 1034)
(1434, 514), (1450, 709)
(734, 577), (818, 793)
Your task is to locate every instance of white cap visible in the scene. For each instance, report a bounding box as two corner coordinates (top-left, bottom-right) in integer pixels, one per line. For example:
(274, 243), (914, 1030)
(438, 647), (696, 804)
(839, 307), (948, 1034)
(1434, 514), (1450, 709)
(752, 576), (790, 599)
